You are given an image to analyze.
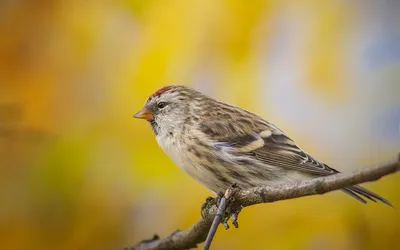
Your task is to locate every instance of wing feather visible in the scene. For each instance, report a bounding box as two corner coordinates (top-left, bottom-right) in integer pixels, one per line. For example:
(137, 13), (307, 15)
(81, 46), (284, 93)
(205, 120), (336, 176)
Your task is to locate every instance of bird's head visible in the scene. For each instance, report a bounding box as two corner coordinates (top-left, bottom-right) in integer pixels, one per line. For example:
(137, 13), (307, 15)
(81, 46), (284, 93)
(134, 85), (198, 135)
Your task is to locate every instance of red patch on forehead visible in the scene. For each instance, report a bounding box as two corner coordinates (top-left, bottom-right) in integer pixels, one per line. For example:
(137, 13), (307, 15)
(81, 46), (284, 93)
(150, 86), (172, 98)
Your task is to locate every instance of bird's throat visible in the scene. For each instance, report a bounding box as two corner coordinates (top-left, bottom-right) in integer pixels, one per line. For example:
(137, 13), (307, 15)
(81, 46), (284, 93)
(149, 120), (159, 135)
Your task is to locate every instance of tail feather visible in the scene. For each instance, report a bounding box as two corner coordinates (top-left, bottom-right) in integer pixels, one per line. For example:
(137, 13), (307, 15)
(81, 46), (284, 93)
(348, 186), (378, 202)
(342, 185), (392, 207)
(342, 188), (367, 204)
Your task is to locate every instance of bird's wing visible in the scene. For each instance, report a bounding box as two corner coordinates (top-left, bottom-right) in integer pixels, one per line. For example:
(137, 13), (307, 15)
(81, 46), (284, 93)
(198, 115), (392, 206)
(199, 119), (337, 176)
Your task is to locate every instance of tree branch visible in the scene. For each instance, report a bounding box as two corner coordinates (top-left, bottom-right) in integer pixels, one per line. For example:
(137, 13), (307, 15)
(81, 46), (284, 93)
(127, 154), (400, 250)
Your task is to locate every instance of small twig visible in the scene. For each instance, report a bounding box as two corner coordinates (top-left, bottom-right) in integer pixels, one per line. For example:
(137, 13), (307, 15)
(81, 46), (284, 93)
(202, 195), (226, 250)
(202, 186), (236, 250)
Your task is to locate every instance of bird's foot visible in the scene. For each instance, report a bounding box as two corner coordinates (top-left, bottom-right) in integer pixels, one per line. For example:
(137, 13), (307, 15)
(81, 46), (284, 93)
(221, 184), (242, 229)
(201, 191), (225, 218)
(201, 184), (242, 228)
(201, 196), (216, 218)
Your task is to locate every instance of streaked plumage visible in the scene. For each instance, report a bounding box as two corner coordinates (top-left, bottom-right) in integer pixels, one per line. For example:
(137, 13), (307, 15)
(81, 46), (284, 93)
(134, 85), (391, 205)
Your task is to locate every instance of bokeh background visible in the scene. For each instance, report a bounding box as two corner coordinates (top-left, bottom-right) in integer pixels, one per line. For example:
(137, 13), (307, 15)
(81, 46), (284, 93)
(1, 1), (399, 249)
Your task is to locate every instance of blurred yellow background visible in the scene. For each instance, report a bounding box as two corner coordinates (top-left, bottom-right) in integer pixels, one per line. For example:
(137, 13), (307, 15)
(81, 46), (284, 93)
(0, 1), (399, 250)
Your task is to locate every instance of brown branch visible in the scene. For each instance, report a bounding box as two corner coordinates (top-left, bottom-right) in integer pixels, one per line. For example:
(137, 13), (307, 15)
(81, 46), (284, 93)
(127, 154), (400, 250)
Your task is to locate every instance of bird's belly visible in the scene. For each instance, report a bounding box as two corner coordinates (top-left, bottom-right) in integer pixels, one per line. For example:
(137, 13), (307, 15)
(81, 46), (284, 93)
(156, 135), (223, 191)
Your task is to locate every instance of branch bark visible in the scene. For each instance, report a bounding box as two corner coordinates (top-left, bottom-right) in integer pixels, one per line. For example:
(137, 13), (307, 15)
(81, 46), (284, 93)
(128, 154), (400, 250)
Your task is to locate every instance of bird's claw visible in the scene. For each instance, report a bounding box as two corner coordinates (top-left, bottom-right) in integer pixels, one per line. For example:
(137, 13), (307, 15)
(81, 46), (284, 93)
(221, 199), (242, 229)
(200, 191), (226, 218)
(220, 184), (242, 229)
(201, 184), (242, 228)
(222, 220), (230, 230)
(231, 209), (241, 228)
(201, 196), (216, 218)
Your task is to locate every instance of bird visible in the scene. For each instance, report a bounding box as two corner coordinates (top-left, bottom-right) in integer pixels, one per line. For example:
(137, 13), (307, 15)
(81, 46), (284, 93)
(134, 85), (391, 206)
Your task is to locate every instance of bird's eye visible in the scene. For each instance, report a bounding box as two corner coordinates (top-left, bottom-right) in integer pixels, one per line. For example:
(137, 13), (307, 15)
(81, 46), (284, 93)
(157, 102), (168, 109)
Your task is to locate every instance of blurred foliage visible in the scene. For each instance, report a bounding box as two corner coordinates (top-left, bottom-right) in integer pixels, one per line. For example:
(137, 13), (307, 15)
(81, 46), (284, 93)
(0, 1), (399, 250)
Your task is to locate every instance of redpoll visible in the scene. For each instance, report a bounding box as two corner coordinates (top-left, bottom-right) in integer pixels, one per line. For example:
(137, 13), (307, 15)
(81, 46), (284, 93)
(134, 85), (391, 205)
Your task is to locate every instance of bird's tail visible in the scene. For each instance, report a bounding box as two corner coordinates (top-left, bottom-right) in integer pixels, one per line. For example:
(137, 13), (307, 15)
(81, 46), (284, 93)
(342, 185), (392, 207)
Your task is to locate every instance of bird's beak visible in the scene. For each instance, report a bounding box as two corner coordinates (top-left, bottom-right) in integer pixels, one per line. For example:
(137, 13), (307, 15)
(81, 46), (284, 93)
(134, 106), (154, 120)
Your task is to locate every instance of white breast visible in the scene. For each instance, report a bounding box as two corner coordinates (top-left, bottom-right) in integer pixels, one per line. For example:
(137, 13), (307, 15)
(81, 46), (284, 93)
(156, 133), (186, 168)
(156, 132), (222, 192)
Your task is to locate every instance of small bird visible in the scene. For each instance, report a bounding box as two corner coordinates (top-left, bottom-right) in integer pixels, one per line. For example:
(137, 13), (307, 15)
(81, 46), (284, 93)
(134, 85), (391, 205)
